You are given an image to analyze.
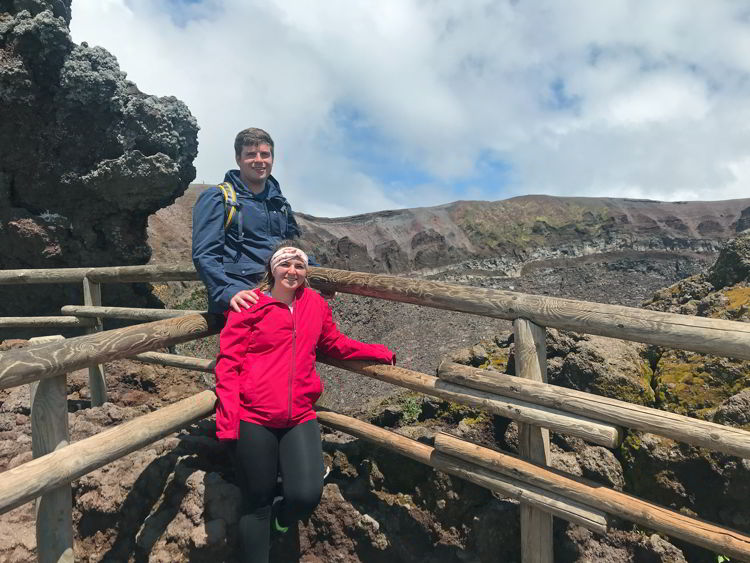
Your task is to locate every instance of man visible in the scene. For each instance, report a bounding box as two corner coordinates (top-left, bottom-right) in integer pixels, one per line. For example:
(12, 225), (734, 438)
(192, 127), (305, 312)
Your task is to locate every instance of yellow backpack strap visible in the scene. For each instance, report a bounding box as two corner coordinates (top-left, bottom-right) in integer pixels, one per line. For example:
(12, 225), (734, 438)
(216, 182), (238, 229)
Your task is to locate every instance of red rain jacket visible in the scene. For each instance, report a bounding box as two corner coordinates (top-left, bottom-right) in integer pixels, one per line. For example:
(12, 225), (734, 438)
(215, 287), (395, 439)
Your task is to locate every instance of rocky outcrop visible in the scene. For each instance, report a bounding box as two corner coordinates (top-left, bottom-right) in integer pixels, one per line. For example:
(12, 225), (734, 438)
(438, 231), (750, 561)
(708, 229), (750, 289)
(642, 230), (750, 419)
(620, 432), (750, 560)
(447, 328), (655, 407)
(715, 388), (750, 427)
(0, 0), (198, 322)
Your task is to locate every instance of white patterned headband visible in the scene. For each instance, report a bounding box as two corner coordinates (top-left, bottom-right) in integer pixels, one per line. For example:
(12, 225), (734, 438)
(270, 247), (309, 274)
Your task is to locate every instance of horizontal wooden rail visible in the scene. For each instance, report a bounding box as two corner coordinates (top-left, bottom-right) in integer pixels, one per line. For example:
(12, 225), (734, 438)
(61, 305), (201, 321)
(316, 410), (608, 533)
(319, 358), (621, 447)
(434, 432), (750, 562)
(127, 352), (620, 447)
(0, 390), (216, 514)
(0, 264), (198, 284)
(5, 263), (750, 359)
(439, 362), (750, 460)
(308, 267), (750, 361)
(0, 316), (96, 328)
(0, 314), (223, 390)
(133, 351), (214, 371)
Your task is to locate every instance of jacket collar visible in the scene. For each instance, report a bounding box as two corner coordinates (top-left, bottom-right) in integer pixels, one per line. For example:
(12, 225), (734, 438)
(223, 169), (282, 199)
(247, 287), (307, 312)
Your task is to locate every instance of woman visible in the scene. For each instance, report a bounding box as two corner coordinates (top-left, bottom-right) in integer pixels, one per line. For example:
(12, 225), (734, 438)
(215, 245), (395, 561)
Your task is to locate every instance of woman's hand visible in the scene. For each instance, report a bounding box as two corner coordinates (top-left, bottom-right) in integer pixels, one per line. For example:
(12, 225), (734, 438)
(230, 289), (259, 312)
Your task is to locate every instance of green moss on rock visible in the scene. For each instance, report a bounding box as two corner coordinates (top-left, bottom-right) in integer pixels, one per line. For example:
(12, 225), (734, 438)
(724, 286), (750, 310)
(653, 350), (750, 419)
(478, 348), (510, 372)
(174, 285), (208, 311)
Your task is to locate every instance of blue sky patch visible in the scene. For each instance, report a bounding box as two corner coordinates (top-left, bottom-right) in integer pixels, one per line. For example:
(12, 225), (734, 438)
(331, 102), (514, 201)
(154, 0), (210, 27)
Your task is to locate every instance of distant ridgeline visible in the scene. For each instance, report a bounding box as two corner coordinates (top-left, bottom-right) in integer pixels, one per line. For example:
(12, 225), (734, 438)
(150, 187), (750, 278)
(291, 196), (750, 274)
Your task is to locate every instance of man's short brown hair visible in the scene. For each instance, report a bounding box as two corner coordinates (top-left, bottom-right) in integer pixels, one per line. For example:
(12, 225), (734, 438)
(234, 127), (274, 157)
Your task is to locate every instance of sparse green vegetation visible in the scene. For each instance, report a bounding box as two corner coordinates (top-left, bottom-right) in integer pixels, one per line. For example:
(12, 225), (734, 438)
(478, 348), (509, 371)
(619, 430), (641, 468)
(401, 395), (422, 424)
(454, 200), (612, 251)
(652, 349), (750, 419)
(724, 285), (750, 311)
(639, 360), (654, 387)
(174, 285), (209, 311)
(460, 412), (489, 426)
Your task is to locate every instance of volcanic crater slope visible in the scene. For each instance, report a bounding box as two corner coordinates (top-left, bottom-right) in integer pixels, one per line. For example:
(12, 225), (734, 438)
(151, 185), (750, 279)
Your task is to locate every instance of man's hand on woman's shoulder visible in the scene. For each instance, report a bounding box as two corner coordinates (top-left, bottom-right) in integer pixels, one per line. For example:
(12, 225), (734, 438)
(230, 289), (260, 312)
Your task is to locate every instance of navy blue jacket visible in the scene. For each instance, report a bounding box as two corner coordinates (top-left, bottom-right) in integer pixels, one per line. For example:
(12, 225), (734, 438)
(192, 170), (302, 312)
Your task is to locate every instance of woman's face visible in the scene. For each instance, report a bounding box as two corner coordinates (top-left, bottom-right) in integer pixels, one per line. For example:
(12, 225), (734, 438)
(272, 259), (307, 291)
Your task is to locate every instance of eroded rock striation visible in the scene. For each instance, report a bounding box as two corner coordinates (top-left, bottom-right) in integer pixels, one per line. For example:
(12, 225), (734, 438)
(293, 196), (750, 276)
(0, 0), (198, 322)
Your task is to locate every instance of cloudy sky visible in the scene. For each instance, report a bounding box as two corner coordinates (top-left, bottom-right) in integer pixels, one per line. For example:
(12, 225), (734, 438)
(70, 0), (750, 217)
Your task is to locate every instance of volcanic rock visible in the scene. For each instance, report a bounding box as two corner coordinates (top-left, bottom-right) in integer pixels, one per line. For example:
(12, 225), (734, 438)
(0, 0), (198, 327)
(714, 388), (750, 427)
(708, 229), (750, 289)
(449, 327), (655, 407)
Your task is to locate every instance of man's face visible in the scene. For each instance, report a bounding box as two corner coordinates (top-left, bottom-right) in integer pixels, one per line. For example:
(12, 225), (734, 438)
(236, 143), (274, 188)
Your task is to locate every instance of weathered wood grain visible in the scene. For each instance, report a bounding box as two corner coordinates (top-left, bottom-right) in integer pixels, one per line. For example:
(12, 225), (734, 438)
(307, 267), (750, 360)
(0, 264), (198, 284)
(319, 358), (622, 447)
(132, 352), (214, 372)
(437, 361), (750, 459)
(434, 432), (750, 562)
(316, 410), (608, 534)
(0, 314), (224, 389)
(0, 390), (216, 515)
(83, 278), (107, 407)
(29, 335), (74, 563)
(514, 319), (553, 563)
(0, 317), (96, 327)
(62, 305), (202, 321)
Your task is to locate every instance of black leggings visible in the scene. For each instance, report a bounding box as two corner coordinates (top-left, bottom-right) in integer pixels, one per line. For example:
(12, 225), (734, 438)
(235, 419), (324, 562)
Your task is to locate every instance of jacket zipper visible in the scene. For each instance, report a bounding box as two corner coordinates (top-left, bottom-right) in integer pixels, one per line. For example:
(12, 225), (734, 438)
(287, 297), (296, 425)
(265, 200), (271, 235)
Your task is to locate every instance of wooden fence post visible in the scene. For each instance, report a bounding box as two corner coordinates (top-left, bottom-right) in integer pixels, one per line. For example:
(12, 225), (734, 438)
(514, 318), (553, 563)
(82, 277), (107, 406)
(28, 335), (74, 563)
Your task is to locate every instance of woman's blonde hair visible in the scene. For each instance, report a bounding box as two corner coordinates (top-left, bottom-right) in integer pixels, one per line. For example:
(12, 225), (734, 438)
(255, 241), (311, 292)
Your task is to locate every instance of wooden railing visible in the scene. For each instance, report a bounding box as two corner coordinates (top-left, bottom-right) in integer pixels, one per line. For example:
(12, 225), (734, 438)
(1, 265), (750, 562)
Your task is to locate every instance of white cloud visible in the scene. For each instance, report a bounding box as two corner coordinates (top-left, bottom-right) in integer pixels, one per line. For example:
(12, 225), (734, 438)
(70, 0), (750, 216)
